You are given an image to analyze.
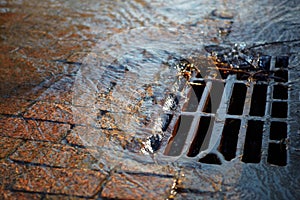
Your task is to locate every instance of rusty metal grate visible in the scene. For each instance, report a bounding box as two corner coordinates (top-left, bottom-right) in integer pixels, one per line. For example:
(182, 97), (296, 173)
(161, 55), (289, 166)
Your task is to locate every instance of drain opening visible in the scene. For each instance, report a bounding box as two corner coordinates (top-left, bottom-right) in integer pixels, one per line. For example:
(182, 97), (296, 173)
(161, 114), (173, 132)
(199, 153), (222, 165)
(203, 81), (224, 113)
(271, 102), (287, 118)
(267, 143), (287, 166)
(275, 56), (289, 68)
(187, 116), (214, 157)
(227, 83), (247, 115)
(270, 121), (287, 140)
(242, 120), (264, 163)
(249, 84), (268, 116)
(273, 84), (288, 100)
(218, 119), (241, 161)
(164, 115), (194, 156)
(274, 70), (288, 82)
(183, 81), (205, 112)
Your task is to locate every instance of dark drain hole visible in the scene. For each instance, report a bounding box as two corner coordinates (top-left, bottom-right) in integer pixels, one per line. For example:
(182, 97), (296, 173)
(275, 56), (289, 68)
(218, 119), (241, 161)
(242, 120), (264, 163)
(274, 70), (288, 82)
(267, 143), (287, 166)
(227, 83), (247, 115)
(203, 81), (224, 113)
(271, 102), (287, 118)
(199, 153), (222, 165)
(183, 81), (205, 112)
(187, 116), (214, 157)
(161, 114), (173, 132)
(164, 115), (194, 156)
(273, 84), (288, 100)
(249, 84), (267, 116)
(270, 121), (287, 140)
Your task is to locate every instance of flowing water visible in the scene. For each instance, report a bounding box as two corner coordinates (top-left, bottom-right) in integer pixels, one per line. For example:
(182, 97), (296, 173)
(1, 0), (300, 199)
(70, 1), (300, 198)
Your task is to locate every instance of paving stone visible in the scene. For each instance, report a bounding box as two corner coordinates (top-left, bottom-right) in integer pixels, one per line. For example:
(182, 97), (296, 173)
(0, 188), (42, 200)
(51, 40), (92, 58)
(23, 101), (74, 123)
(96, 112), (118, 130)
(44, 194), (94, 200)
(12, 165), (106, 197)
(66, 52), (88, 64)
(179, 167), (223, 193)
(176, 192), (222, 200)
(71, 106), (100, 126)
(10, 141), (101, 169)
(23, 101), (98, 125)
(66, 126), (110, 147)
(38, 88), (74, 105)
(101, 172), (174, 200)
(0, 136), (23, 158)
(0, 161), (22, 190)
(71, 83), (98, 108)
(36, 76), (75, 105)
(118, 159), (176, 176)
(0, 55), (46, 98)
(0, 97), (32, 115)
(0, 117), (70, 142)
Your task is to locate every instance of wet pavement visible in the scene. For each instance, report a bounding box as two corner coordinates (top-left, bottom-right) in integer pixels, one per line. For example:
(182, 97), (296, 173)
(1, 0), (300, 199)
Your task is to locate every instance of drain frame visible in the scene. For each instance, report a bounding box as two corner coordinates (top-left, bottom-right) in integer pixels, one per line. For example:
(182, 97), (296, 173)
(155, 55), (290, 167)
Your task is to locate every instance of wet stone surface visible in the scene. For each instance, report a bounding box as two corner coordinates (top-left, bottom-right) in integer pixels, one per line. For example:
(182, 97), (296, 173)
(101, 173), (174, 199)
(0, 117), (70, 143)
(12, 164), (106, 197)
(0, 136), (23, 159)
(0, 0), (300, 199)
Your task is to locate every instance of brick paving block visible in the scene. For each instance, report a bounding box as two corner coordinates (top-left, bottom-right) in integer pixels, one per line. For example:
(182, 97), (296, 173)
(101, 172), (174, 200)
(119, 160), (176, 176)
(101, 128), (136, 149)
(0, 188), (42, 200)
(76, 140), (177, 175)
(95, 112), (118, 130)
(0, 45), (16, 54)
(70, 106), (99, 126)
(52, 40), (92, 57)
(66, 126), (143, 153)
(0, 161), (22, 189)
(0, 98), (32, 115)
(71, 87), (97, 108)
(0, 117), (70, 142)
(66, 126), (110, 147)
(0, 55), (46, 96)
(37, 76), (75, 105)
(176, 192), (222, 200)
(12, 165), (106, 197)
(44, 194), (95, 200)
(98, 110), (149, 133)
(66, 52), (88, 65)
(10, 141), (101, 169)
(178, 168), (223, 193)
(0, 136), (23, 158)
(23, 101), (99, 125)
(23, 101), (74, 124)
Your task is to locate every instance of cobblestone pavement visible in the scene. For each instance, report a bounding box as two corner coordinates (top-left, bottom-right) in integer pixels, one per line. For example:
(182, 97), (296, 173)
(1, 0), (300, 199)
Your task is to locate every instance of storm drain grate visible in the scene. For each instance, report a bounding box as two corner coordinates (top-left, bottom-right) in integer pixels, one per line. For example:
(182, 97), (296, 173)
(162, 55), (290, 166)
